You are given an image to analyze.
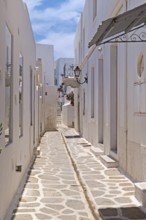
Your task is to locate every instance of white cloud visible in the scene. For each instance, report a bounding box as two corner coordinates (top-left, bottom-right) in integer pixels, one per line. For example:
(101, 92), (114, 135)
(39, 31), (75, 59)
(26, 0), (84, 23)
(23, 0), (85, 59)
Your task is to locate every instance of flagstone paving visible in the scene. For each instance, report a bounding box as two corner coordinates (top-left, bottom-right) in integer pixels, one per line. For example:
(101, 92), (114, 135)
(11, 131), (94, 220)
(61, 126), (146, 220)
(11, 125), (146, 220)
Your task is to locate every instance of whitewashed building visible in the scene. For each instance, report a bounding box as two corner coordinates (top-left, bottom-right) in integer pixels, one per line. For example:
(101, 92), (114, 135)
(0, 0), (57, 219)
(36, 44), (55, 86)
(36, 44), (57, 132)
(55, 58), (75, 128)
(0, 0), (37, 219)
(74, 0), (146, 189)
(55, 58), (74, 87)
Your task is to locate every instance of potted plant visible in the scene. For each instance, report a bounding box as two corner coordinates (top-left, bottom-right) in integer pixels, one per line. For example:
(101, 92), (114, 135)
(66, 91), (74, 106)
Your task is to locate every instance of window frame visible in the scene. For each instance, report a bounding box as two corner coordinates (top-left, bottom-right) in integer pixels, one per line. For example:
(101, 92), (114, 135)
(5, 24), (13, 146)
(91, 67), (95, 118)
(19, 53), (23, 137)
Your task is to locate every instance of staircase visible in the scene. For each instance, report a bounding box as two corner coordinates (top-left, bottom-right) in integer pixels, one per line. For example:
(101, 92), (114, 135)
(57, 104), (62, 125)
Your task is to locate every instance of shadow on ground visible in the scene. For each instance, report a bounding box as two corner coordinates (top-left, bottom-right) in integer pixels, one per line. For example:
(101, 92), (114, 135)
(99, 206), (146, 220)
(65, 135), (81, 139)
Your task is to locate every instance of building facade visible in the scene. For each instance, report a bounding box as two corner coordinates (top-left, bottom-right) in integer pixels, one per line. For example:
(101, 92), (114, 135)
(0, 0), (36, 219)
(74, 0), (146, 183)
(0, 0), (55, 219)
(36, 44), (57, 134)
(55, 58), (74, 87)
(36, 43), (55, 86)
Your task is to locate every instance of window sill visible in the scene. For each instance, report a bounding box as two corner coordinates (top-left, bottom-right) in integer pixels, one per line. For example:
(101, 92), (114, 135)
(134, 112), (146, 116)
(134, 80), (146, 85)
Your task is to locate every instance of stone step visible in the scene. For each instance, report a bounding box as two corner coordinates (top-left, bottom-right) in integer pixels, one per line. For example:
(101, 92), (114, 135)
(57, 115), (62, 124)
(100, 155), (118, 168)
(90, 146), (104, 157)
(33, 146), (40, 156)
(135, 182), (146, 207)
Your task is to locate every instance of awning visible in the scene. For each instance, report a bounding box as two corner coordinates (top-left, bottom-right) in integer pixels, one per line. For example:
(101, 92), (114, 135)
(89, 3), (146, 47)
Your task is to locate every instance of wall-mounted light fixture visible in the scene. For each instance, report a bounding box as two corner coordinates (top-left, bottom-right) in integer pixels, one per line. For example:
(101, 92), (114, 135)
(98, 46), (102, 52)
(74, 66), (88, 84)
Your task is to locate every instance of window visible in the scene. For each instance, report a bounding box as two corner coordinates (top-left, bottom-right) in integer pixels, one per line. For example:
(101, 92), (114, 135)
(91, 67), (95, 118)
(19, 53), (23, 137)
(83, 89), (85, 115)
(33, 75), (35, 144)
(137, 53), (144, 78)
(5, 25), (13, 145)
(30, 68), (33, 126)
(93, 0), (97, 20)
(134, 53), (146, 113)
(82, 28), (85, 57)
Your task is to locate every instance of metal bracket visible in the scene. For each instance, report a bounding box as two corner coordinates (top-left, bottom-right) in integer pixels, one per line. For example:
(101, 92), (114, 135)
(99, 25), (146, 45)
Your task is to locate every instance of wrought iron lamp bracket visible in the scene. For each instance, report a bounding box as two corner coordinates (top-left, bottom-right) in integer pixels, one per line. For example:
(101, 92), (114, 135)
(76, 76), (88, 84)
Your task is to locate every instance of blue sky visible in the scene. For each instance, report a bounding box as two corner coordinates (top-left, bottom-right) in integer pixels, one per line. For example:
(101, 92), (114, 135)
(23, 0), (85, 60)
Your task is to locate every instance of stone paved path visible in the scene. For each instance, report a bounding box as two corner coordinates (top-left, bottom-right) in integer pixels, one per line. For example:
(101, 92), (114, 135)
(11, 131), (94, 220)
(11, 125), (146, 220)
(60, 126), (146, 220)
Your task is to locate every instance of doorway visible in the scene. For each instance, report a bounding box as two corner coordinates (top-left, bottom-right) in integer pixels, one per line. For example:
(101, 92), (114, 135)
(110, 45), (118, 154)
(98, 58), (104, 144)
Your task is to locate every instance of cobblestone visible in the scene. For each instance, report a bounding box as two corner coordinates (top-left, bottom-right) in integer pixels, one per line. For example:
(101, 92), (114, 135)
(11, 131), (94, 220)
(61, 126), (146, 220)
(10, 125), (146, 220)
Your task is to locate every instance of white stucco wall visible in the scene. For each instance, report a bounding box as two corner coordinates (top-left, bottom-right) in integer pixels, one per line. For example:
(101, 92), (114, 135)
(36, 59), (45, 137)
(0, 1), (36, 219)
(36, 44), (55, 86)
(126, 37), (146, 180)
(0, 0), (5, 157)
(62, 103), (74, 128)
(44, 86), (57, 131)
(75, 0), (146, 182)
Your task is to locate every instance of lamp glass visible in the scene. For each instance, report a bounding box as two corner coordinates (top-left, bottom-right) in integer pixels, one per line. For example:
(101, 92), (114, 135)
(74, 66), (81, 78)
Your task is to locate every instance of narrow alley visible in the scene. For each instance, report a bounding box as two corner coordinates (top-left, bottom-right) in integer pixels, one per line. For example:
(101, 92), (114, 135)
(9, 123), (146, 220)
(2, 1), (146, 220)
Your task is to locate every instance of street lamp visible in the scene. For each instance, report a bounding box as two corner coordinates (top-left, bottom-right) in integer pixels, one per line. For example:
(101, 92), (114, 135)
(74, 66), (88, 84)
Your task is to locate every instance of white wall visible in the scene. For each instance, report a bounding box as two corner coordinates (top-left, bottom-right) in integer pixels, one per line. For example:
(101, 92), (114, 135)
(44, 86), (57, 131)
(75, 0), (146, 182)
(0, 0), (5, 156)
(36, 59), (45, 137)
(0, 1), (36, 219)
(36, 44), (55, 86)
(62, 103), (74, 128)
(126, 33), (146, 180)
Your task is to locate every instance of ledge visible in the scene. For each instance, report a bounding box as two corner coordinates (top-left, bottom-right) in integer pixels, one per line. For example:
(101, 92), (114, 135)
(135, 182), (146, 207)
(90, 146), (104, 157)
(100, 155), (118, 168)
(33, 146), (40, 156)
